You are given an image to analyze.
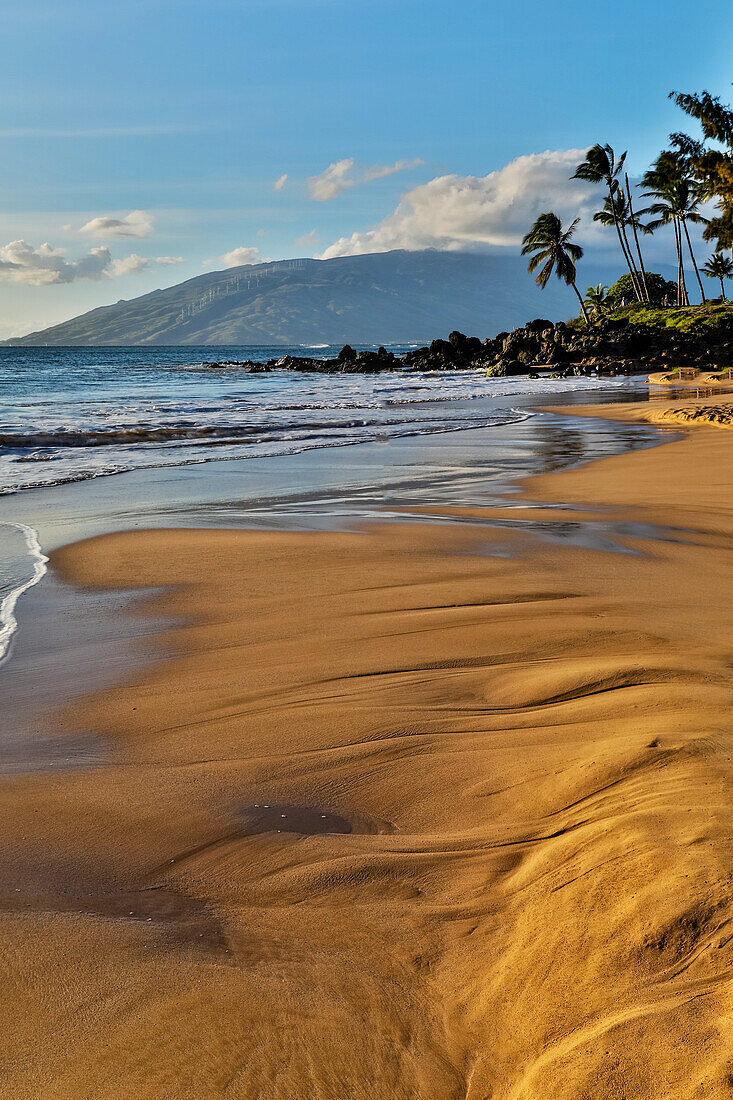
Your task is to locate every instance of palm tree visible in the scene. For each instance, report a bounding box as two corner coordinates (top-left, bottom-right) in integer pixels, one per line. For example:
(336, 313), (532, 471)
(593, 188), (651, 238)
(664, 137), (712, 304)
(645, 170), (708, 303)
(521, 213), (589, 324)
(701, 251), (733, 298)
(643, 179), (688, 305)
(593, 188), (651, 301)
(584, 283), (608, 320)
(679, 182), (711, 302)
(624, 172), (651, 301)
(670, 90), (733, 253)
(573, 143), (643, 300)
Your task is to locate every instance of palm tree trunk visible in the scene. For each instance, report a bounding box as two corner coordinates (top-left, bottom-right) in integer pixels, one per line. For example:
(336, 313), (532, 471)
(572, 281), (590, 325)
(608, 183), (643, 300)
(681, 261), (689, 305)
(673, 219), (689, 306)
(681, 217), (706, 302)
(721, 276), (727, 300)
(625, 173), (649, 301)
(620, 223), (640, 280)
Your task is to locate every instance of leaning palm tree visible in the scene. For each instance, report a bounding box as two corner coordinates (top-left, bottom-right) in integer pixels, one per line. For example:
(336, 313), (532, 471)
(521, 213), (589, 324)
(584, 283), (608, 320)
(573, 143), (643, 300)
(701, 251), (733, 298)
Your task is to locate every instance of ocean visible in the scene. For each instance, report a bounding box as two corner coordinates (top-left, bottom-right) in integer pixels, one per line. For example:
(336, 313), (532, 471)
(0, 344), (657, 665)
(0, 343), (640, 495)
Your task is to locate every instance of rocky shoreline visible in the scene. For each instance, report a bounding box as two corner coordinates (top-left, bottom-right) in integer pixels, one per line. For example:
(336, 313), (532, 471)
(203, 316), (732, 376)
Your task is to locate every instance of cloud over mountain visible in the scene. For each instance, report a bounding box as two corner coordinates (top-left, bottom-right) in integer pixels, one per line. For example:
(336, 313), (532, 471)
(80, 210), (155, 239)
(0, 239), (183, 285)
(0, 240), (113, 285)
(320, 149), (595, 256)
(111, 254), (183, 276)
(221, 246), (262, 267)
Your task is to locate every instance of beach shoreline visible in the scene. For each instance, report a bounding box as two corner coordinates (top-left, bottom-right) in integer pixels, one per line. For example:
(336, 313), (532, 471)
(2, 391), (733, 1097)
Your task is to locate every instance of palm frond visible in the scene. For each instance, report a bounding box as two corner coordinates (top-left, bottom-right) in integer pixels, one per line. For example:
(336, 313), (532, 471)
(534, 256), (556, 288)
(526, 250), (550, 273)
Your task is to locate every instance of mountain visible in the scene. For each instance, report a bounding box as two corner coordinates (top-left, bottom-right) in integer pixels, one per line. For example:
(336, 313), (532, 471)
(6, 249), (617, 346)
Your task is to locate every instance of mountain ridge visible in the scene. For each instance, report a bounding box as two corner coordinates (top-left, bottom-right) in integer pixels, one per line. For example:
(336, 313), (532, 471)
(5, 249), (617, 346)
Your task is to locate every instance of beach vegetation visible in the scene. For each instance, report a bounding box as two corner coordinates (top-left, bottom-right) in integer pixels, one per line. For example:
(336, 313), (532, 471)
(601, 299), (733, 333)
(523, 84), (733, 324)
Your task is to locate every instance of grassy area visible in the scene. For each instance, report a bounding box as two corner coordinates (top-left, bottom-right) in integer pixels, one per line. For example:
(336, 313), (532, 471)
(598, 300), (733, 333)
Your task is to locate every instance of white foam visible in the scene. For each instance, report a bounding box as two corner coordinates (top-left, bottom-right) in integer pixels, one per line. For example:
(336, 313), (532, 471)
(0, 523), (49, 666)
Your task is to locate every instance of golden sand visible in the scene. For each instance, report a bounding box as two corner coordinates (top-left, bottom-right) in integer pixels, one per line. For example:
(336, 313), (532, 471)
(1, 396), (733, 1098)
(647, 403), (733, 430)
(647, 370), (733, 389)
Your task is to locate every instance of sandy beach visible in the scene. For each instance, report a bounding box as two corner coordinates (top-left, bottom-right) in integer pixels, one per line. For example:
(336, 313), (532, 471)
(1, 391), (733, 1098)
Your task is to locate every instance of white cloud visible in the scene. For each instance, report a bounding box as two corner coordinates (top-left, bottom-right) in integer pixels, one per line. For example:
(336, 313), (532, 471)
(80, 209), (154, 239)
(307, 157), (424, 201)
(0, 240), (112, 285)
(273, 173), (288, 191)
(363, 158), (425, 183)
(221, 245), (261, 268)
(111, 254), (183, 276)
(320, 149), (596, 257)
(0, 240), (183, 285)
(308, 159), (356, 201)
(111, 254), (148, 277)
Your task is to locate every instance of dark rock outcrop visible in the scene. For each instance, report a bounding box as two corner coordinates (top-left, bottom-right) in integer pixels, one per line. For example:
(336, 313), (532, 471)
(201, 315), (732, 376)
(479, 315), (732, 376)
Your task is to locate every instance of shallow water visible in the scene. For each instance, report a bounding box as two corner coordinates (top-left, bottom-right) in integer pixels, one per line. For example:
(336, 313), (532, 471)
(0, 368), (665, 674)
(0, 344), (638, 496)
(0, 358), (673, 774)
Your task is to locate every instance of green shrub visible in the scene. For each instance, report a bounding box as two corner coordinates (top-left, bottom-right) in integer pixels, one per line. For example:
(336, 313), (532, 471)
(605, 272), (677, 308)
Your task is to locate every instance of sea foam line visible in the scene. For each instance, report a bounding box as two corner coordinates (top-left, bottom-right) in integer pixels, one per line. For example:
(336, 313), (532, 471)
(0, 523), (49, 666)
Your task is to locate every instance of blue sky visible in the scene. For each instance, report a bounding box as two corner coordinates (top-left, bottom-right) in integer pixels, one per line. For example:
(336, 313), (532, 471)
(1, 0), (731, 336)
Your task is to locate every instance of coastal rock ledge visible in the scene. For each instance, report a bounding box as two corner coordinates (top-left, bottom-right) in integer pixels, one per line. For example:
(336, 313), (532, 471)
(203, 317), (733, 376)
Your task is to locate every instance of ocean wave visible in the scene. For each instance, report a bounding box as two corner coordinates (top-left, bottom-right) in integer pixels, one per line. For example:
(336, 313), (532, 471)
(0, 523), (48, 665)
(0, 408), (534, 495)
(0, 353), (637, 499)
(0, 408), (511, 450)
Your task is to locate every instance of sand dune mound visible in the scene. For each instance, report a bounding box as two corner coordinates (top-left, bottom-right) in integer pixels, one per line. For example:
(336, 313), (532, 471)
(652, 402), (733, 429)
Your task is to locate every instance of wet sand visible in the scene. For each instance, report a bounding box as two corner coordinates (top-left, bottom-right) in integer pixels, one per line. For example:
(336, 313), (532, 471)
(1, 393), (733, 1097)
